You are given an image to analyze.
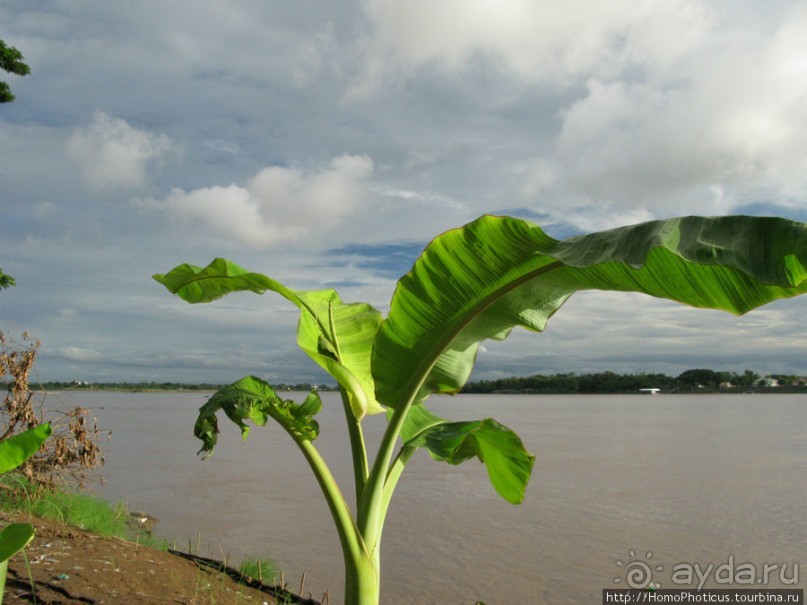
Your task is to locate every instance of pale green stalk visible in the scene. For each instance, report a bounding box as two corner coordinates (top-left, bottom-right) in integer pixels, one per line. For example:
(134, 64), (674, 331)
(379, 445), (416, 528)
(357, 395), (418, 556)
(329, 303), (369, 508)
(290, 438), (365, 569)
(0, 560), (6, 605)
(340, 387), (368, 509)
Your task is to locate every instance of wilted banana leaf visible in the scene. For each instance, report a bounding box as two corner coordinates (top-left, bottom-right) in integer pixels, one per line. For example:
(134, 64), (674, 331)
(154, 259), (383, 419)
(372, 215), (807, 407)
(195, 376), (322, 457)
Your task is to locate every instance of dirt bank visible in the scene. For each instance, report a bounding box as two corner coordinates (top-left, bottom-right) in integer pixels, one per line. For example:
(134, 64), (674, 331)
(2, 512), (322, 604)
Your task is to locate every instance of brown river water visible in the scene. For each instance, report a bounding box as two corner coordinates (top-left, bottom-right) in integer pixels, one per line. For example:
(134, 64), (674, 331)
(50, 391), (805, 604)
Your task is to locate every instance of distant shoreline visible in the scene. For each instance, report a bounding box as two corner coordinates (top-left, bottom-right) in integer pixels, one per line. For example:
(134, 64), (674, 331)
(473, 387), (807, 395)
(32, 369), (807, 396)
(34, 385), (807, 396)
(33, 382), (336, 393)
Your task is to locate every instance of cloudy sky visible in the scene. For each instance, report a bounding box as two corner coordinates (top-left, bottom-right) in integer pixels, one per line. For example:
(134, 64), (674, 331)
(2, 0), (806, 384)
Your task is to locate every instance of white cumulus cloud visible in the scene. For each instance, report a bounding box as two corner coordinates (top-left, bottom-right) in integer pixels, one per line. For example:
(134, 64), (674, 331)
(351, 0), (713, 96)
(549, 7), (807, 209)
(66, 110), (173, 191)
(161, 154), (374, 248)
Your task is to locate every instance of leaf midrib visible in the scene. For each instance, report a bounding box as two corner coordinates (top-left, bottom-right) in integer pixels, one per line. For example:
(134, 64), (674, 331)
(388, 259), (565, 408)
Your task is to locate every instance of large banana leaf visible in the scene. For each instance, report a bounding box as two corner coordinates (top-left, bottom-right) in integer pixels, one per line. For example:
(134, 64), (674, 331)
(0, 424), (52, 474)
(372, 215), (807, 407)
(153, 259), (384, 419)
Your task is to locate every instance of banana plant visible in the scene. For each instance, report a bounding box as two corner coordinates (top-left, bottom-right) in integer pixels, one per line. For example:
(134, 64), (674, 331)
(154, 215), (807, 604)
(0, 423), (51, 603)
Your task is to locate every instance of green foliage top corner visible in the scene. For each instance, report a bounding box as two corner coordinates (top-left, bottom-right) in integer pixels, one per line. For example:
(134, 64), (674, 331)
(0, 38), (31, 104)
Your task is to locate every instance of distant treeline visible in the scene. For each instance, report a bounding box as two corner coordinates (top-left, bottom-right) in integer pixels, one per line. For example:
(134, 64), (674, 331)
(462, 369), (807, 394)
(33, 369), (807, 395)
(33, 381), (338, 392)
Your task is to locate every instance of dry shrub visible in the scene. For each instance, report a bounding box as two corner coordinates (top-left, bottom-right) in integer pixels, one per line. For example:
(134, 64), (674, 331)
(1, 331), (105, 490)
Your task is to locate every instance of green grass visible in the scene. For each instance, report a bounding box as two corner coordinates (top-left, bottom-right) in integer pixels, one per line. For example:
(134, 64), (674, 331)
(238, 555), (281, 584)
(31, 489), (127, 536)
(0, 474), (166, 548)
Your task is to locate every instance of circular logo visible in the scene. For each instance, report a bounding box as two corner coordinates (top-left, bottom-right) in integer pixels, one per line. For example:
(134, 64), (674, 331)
(614, 550), (663, 589)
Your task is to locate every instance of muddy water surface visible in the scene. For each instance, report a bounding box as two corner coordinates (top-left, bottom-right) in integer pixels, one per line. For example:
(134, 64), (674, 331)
(54, 391), (805, 604)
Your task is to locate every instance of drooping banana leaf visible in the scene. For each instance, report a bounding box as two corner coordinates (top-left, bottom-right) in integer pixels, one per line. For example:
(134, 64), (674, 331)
(397, 404), (534, 504)
(372, 215), (807, 407)
(153, 259), (383, 419)
(195, 375), (322, 457)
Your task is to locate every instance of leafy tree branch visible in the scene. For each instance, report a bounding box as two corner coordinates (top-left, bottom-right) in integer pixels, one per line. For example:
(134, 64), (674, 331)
(0, 39), (31, 104)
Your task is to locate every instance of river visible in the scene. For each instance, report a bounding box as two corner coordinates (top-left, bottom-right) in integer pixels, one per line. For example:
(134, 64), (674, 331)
(49, 390), (805, 604)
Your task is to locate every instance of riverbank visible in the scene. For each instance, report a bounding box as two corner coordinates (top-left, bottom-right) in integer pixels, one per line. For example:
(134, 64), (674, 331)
(0, 482), (321, 604)
(1, 510), (302, 604)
